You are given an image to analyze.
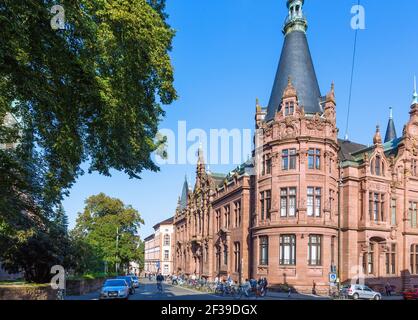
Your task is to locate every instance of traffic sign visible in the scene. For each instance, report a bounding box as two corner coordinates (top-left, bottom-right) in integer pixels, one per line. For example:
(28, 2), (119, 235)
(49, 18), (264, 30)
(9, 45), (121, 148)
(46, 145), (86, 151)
(329, 273), (337, 283)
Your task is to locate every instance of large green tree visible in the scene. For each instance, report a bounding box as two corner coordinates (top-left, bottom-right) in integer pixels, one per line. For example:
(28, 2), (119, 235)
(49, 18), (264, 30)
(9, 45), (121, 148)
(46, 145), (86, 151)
(1, 0), (176, 205)
(73, 193), (144, 273)
(0, 0), (175, 281)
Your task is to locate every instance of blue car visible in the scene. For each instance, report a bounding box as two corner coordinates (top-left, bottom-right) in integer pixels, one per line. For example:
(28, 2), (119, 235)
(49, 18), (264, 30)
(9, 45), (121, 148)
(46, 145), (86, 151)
(117, 276), (135, 294)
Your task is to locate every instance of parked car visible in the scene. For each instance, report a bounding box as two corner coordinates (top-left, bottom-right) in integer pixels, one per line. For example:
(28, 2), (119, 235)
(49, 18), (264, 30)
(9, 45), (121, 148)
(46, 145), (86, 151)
(340, 284), (382, 300)
(117, 276), (135, 294)
(130, 275), (139, 288)
(99, 279), (129, 300)
(402, 288), (418, 300)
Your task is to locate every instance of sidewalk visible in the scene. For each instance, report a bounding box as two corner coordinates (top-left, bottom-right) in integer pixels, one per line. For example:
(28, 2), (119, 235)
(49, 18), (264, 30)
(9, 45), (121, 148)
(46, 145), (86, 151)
(266, 291), (331, 300)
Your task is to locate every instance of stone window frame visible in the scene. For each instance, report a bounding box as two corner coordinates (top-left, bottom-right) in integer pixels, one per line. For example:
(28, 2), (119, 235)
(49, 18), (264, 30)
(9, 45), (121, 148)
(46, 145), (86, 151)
(308, 148), (321, 170)
(260, 190), (272, 221)
(369, 192), (385, 223)
(307, 187), (322, 217)
(282, 148), (297, 171)
(280, 187), (297, 218)
(284, 101), (295, 116)
(385, 243), (396, 275)
(307, 234), (322, 266)
(259, 236), (269, 266)
(279, 234), (296, 266)
(234, 200), (242, 228)
(233, 242), (241, 273)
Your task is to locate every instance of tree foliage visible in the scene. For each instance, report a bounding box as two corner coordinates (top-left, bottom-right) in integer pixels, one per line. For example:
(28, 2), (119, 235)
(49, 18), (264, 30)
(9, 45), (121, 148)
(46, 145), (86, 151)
(0, 0), (174, 282)
(73, 193), (144, 273)
(0, 0), (176, 204)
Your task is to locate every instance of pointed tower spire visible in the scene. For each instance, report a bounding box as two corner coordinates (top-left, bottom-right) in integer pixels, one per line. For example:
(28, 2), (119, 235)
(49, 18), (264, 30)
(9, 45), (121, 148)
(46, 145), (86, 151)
(266, 0), (322, 120)
(384, 107), (397, 143)
(179, 176), (189, 210)
(412, 75), (418, 106)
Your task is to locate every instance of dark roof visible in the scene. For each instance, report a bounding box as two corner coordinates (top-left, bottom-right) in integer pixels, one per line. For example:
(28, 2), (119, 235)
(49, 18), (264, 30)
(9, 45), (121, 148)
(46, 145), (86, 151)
(209, 172), (226, 186)
(338, 139), (367, 162)
(384, 118), (397, 143)
(266, 30), (322, 121)
(144, 234), (155, 242)
(153, 216), (174, 230)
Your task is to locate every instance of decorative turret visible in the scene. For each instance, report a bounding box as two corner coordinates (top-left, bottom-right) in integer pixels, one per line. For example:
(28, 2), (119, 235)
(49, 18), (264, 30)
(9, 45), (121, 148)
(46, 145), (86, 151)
(373, 125), (382, 145)
(266, 0), (322, 121)
(325, 82), (336, 105)
(384, 107), (397, 143)
(282, 76), (298, 99)
(284, 0), (308, 35)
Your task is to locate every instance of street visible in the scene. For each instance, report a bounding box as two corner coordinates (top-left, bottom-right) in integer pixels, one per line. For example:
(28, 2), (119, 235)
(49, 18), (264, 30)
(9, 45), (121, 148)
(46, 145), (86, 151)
(66, 279), (403, 301)
(66, 279), (233, 300)
(66, 278), (327, 301)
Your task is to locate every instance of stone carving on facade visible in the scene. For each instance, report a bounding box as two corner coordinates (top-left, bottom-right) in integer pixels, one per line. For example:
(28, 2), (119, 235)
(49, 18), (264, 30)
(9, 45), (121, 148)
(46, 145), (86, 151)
(306, 114), (325, 132)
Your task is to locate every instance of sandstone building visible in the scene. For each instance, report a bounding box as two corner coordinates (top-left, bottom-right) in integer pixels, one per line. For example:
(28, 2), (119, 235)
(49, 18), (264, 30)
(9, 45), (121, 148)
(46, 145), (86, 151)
(172, 0), (418, 293)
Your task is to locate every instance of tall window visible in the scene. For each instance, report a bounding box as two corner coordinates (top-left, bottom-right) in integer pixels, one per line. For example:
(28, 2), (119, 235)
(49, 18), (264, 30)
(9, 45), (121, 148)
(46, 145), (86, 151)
(216, 209), (221, 232)
(164, 250), (169, 261)
(308, 235), (322, 266)
(391, 199), (397, 226)
(216, 246), (221, 271)
(363, 243), (375, 275)
(411, 244), (418, 274)
(260, 190), (271, 221)
(369, 192), (385, 222)
(409, 202), (418, 228)
(284, 102), (295, 116)
(234, 242), (241, 272)
(375, 155), (381, 176)
(280, 235), (296, 265)
(282, 149), (297, 170)
(266, 157), (272, 175)
(308, 149), (321, 170)
(234, 200), (242, 228)
(412, 159), (418, 177)
(386, 244), (396, 275)
(164, 234), (170, 246)
(280, 187), (297, 217)
(223, 245), (228, 266)
(224, 205), (230, 229)
(307, 187), (321, 217)
(259, 236), (269, 265)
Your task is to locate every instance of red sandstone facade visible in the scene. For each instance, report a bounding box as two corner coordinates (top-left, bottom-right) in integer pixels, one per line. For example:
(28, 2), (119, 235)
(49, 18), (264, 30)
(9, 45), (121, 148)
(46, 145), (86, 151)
(172, 0), (418, 293)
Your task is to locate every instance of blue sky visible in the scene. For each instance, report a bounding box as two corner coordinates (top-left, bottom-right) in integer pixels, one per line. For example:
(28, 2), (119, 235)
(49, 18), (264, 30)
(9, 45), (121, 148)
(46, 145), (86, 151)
(62, 0), (418, 238)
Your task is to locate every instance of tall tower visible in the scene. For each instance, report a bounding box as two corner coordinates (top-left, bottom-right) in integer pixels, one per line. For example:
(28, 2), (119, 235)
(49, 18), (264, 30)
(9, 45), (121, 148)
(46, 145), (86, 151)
(266, 0), (322, 121)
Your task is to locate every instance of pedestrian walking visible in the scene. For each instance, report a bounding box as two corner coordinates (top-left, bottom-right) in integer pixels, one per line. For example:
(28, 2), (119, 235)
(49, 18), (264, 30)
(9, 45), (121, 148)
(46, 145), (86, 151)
(385, 282), (392, 296)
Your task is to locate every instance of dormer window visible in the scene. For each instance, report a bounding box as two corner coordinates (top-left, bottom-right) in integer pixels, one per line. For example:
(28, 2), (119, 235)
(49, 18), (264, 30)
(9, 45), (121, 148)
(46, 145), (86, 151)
(284, 102), (295, 116)
(371, 155), (384, 176)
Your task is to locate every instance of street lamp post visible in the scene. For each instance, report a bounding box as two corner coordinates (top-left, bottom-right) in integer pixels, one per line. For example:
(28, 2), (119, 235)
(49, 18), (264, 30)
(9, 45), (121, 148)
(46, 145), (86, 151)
(116, 227), (119, 274)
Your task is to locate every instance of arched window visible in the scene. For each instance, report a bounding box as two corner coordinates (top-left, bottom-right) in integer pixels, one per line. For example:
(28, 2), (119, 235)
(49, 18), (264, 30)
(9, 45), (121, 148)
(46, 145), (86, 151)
(371, 155), (384, 176)
(375, 155), (381, 176)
